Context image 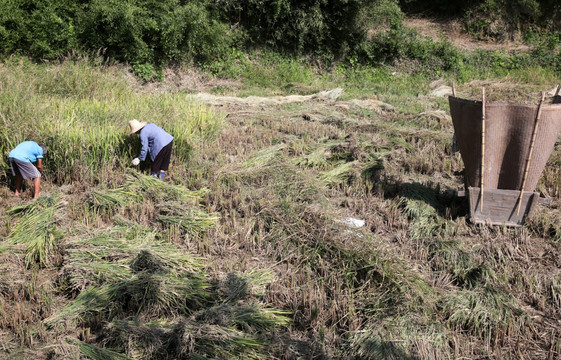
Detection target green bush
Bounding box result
[0,0,81,59]
[362,21,463,73]
[1,0,561,74]
[0,0,406,67]
[0,0,234,67]
[217,0,402,61]
[401,0,561,39]
[78,0,234,66]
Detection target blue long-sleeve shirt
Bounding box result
[138,124,174,161]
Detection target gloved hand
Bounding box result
[131,158,140,166]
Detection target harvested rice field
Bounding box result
[1,59,561,359]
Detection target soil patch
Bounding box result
[406,17,531,52]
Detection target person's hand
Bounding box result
[131,158,140,166]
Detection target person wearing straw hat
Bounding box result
[8,141,48,199]
[129,119,174,180]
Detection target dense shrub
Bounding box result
[362,21,463,72]
[0,0,405,66]
[401,0,542,20]
[0,0,233,67]
[401,0,561,38]
[80,0,233,66]
[217,0,403,60]
[1,0,561,75]
[0,0,81,59]
[358,20,561,79]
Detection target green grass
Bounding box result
[7,193,64,268]
[440,287,529,340]
[0,60,225,183]
[88,172,219,239]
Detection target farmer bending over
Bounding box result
[8,141,48,199]
[129,119,174,180]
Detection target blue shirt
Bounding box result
[138,124,174,161]
[9,141,44,163]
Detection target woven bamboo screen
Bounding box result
[449,96,561,192]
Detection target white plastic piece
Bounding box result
[339,217,365,228]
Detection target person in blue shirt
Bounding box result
[8,141,48,199]
[129,119,174,180]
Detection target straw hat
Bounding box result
[129,119,147,134]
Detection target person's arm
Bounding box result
[138,129,149,161]
[37,158,43,173]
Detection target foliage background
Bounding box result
[2,0,560,71]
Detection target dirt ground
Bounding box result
[405,17,531,52]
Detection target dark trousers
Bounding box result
[151,141,173,173]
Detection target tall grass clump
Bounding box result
[7,193,64,268]
[61,224,206,294]
[346,318,451,360]
[52,218,290,359]
[89,172,219,238]
[46,272,211,326]
[398,182,455,240]
[440,288,529,341]
[0,59,225,183]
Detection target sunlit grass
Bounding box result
[7,193,64,268]
[0,59,225,183]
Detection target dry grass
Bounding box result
[1,61,561,359]
[7,193,65,268]
[189,81,561,359]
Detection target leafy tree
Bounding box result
[216,0,397,60]
[0,0,233,67]
[77,0,233,66]
[0,0,81,59]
